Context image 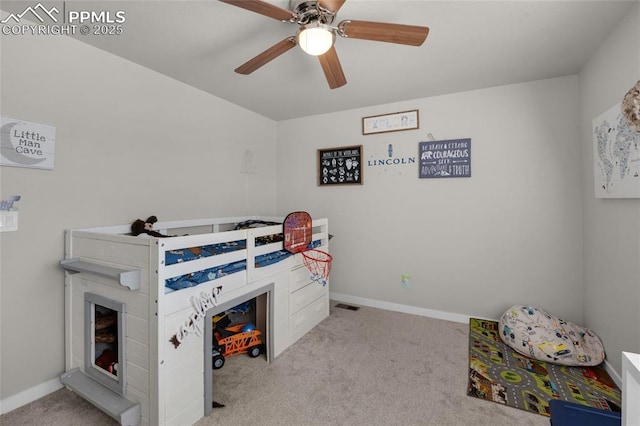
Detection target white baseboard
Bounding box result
[604,359,622,388]
[329,292,623,384]
[330,292,495,324]
[2,296,624,415]
[0,377,63,415]
[0,295,476,415]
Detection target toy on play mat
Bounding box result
[283,211,332,286]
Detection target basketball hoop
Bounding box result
[283,211,312,254]
[301,248,332,287]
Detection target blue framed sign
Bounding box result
[419,138,471,178]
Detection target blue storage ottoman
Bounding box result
[549,399,621,426]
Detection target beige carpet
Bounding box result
[1,302,549,426]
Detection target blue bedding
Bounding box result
[164,240,246,266]
[165,240,320,291]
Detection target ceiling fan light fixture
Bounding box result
[297,22,335,56]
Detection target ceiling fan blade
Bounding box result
[318,0,346,13]
[219,0,295,21]
[339,20,429,46]
[318,46,346,89]
[235,37,297,75]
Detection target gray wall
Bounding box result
[277,76,584,324]
[0,28,277,404]
[579,2,640,374]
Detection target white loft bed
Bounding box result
[59,216,330,426]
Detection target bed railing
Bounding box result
[63,216,329,298]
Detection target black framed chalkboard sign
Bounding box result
[317,145,363,186]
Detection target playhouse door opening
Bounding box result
[204,284,274,417]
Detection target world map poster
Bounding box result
[592,102,640,198]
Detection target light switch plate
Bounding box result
[0,211,18,232]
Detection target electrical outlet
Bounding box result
[401,274,411,288]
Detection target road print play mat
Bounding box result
[467,318,621,417]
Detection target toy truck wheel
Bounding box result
[212,355,225,369]
[248,345,261,358]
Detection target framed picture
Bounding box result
[317,145,363,186]
[419,138,471,179]
[362,109,419,135]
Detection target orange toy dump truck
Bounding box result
[212,315,263,369]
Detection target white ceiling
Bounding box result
[1,1,636,120]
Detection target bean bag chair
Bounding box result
[498,305,605,366]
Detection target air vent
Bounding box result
[335,303,359,311]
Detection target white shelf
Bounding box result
[60,258,141,290]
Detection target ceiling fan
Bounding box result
[219,0,429,89]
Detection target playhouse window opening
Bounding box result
[84,293,127,396]
[93,304,119,377]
